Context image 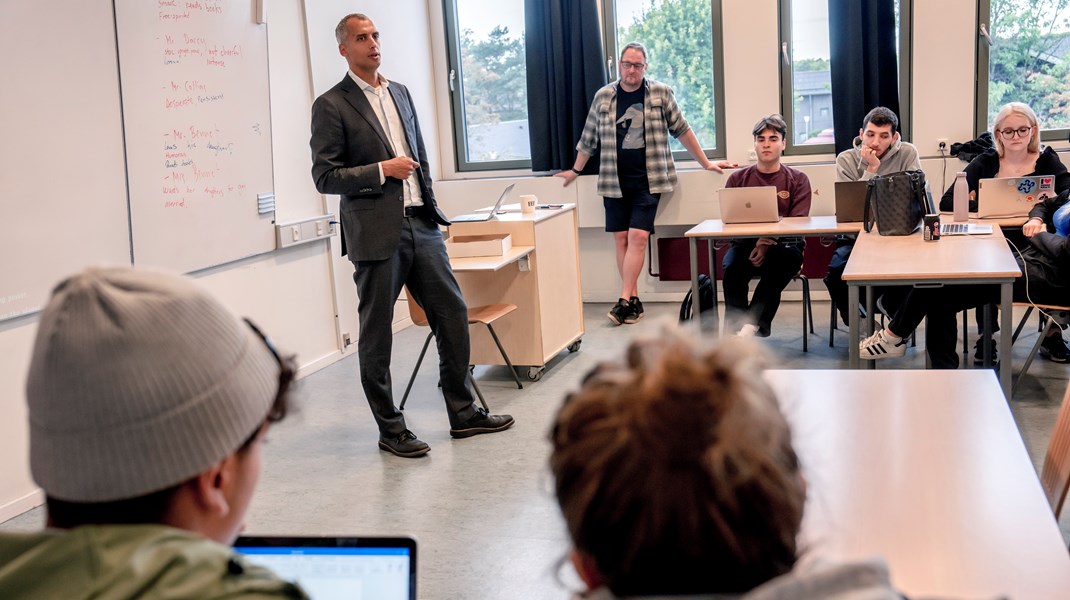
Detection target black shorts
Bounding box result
[604,184,660,233]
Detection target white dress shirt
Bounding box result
[349,71,423,207]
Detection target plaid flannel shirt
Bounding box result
[576,79,691,198]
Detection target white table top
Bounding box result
[842,226,1021,282]
[770,369,1070,598]
[685,216,863,238]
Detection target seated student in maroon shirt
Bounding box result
[722,114,812,337]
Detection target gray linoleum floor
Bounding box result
[3,300,1069,599]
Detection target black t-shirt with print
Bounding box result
[615,83,647,187]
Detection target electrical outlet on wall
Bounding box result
[937,138,948,153]
[748,149,757,162]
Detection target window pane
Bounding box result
[986,0,1070,131]
[454,0,529,163]
[790,0,834,146]
[615,0,718,151]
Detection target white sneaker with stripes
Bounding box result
[859,329,907,360]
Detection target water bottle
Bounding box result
[953,172,969,222]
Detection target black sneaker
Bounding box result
[608,298,631,326]
[378,430,430,458]
[625,297,644,324]
[973,337,998,366]
[1040,334,1070,363]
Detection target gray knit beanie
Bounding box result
[25,267,280,503]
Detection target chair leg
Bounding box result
[469,371,489,411]
[800,277,811,352]
[1012,306,1035,344]
[485,323,523,389]
[1015,319,1057,394]
[400,332,434,410]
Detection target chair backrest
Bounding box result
[1041,381,1070,518]
[403,287,429,327]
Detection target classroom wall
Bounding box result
[3,0,1070,519]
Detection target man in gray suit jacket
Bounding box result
[311,13,513,458]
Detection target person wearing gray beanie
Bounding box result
[0,267,308,599]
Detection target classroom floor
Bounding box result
[3,300,1069,599]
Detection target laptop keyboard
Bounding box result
[941,223,969,235]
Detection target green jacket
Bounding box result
[0,525,308,599]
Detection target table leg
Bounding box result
[849,284,859,368]
[1000,282,1012,398]
[709,240,719,336]
[865,285,876,370]
[689,237,700,326]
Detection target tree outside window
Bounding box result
[616,0,718,152]
[984,0,1070,132]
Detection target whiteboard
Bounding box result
[0,0,132,321]
[115,0,276,272]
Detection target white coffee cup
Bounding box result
[520,194,537,215]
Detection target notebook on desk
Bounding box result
[234,536,417,600]
[450,183,516,223]
[719,186,781,224]
[977,176,1055,219]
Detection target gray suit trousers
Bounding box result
[352,210,478,436]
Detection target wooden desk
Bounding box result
[843,226,1021,396]
[449,246,533,272]
[771,369,1070,598]
[684,217,863,333]
[448,205,583,381]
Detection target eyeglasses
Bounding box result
[619,61,646,71]
[243,317,282,367]
[998,126,1032,138]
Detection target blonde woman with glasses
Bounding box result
[938,102,1068,213]
[936,102,1069,365]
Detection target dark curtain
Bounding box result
[525,0,607,173]
[828,0,900,154]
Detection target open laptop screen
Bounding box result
[235,536,416,600]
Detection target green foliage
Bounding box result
[619,0,718,149]
[794,58,831,72]
[988,0,1070,128]
[460,26,528,126]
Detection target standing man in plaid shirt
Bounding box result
[556,42,734,326]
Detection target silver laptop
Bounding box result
[235,536,417,600]
[977,176,1055,219]
[834,181,868,223]
[450,183,516,223]
[940,222,994,236]
[719,186,781,224]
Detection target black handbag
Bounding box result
[863,170,926,236]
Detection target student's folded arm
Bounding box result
[1029,231,1070,262]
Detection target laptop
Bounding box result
[834,180,868,223]
[450,183,516,222]
[940,222,994,236]
[977,176,1055,219]
[719,186,781,224]
[234,536,416,600]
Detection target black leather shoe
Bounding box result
[378,430,430,458]
[450,408,515,439]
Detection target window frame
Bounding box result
[778,0,913,156]
[599,0,728,162]
[442,0,531,172]
[975,0,1070,143]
